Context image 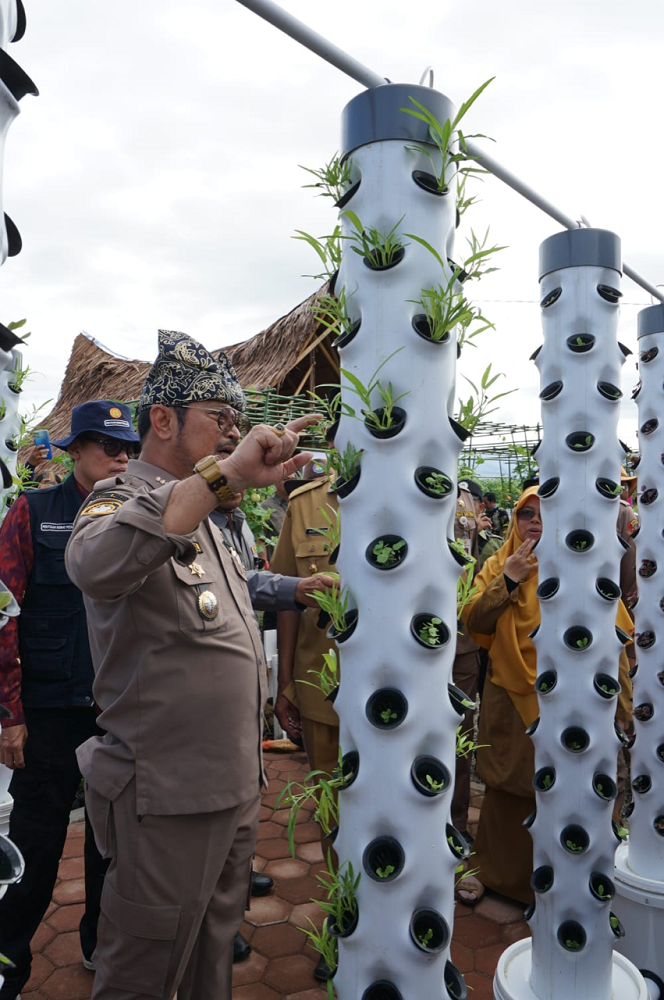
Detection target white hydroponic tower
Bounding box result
[493,229,647,1000]
[613,303,664,1000]
[331,83,468,1000]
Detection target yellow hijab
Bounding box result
[462,486,633,726]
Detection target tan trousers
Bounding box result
[86,778,259,1000]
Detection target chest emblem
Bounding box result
[188,562,205,578]
[197,590,219,620]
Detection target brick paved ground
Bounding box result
[19,752,528,1000]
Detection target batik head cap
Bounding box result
[138,330,246,413]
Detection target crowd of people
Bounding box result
[0,329,639,998]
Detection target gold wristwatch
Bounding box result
[194,455,237,505]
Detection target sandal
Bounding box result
[455,874,485,906]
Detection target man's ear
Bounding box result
[67,441,81,461]
[149,404,177,441]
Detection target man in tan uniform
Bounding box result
[65,330,317,1000]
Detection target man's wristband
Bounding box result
[193,455,237,505]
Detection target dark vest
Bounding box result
[19,475,95,709]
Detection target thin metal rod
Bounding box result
[234,0,386,90]
[236,0,664,305]
[465,140,664,303]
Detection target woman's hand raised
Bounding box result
[504,539,538,584]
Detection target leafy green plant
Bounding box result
[316,503,341,556]
[343,210,407,269]
[299,647,339,700]
[312,285,357,344]
[376,864,395,879]
[410,275,480,343]
[0,400,5,421]
[315,852,360,935]
[310,578,349,635]
[419,617,444,646]
[457,363,515,435]
[380,708,397,724]
[332,347,410,433]
[293,226,344,282]
[372,539,405,566]
[299,917,337,1000]
[275,767,339,857]
[572,435,593,449]
[566,938,581,949]
[565,839,583,852]
[400,78,495,193]
[576,638,588,649]
[327,441,363,484]
[239,485,277,550]
[426,774,445,792]
[454,543,478,619]
[300,154,353,204]
[542,774,553,789]
[7,359,31,393]
[418,927,434,947]
[596,884,611,899]
[424,472,450,495]
[447,834,465,856]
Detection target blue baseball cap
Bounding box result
[51,400,140,450]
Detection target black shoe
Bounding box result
[250,870,274,897]
[313,955,334,981]
[233,932,251,963]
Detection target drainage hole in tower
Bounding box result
[365,534,407,571]
[589,872,615,902]
[597,381,623,400]
[366,689,408,730]
[563,626,592,650]
[641,487,658,506]
[332,317,361,350]
[614,722,636,750]
[409,907,450,954]
[361,982,403,1000]
[634,702,654,722]
[531,865,554,894]
[592,772,617,801]
[639,559,657,579]
[632,774,652,794]
[636,629,656,649]
[593,673,620,699]
[566,431,595,452]
[539,380,563,401]
[411,613,450,650]
[560,824,590,855]
[444,961,468,1000]
[537,478,559,499]
[363,836,405,883]
[641,418,659,436]
[596,578,620,601]
[640,346,659,363]
[535,670,557,694]
[411,169,449,196]
[561,726,590,753]
[566,333,595,353]
[446,822,471,860]
[597,284,622,303]
[411,756,451,798]
[414,466,453,499]
[537,578,559,600]
[533,767,556,792]
[540,287,562,308]
[566,531,594,553]
[557,920,587,952]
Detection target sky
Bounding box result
[3,0,664,451]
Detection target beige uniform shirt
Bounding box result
[270,477,339,727]
[65,459,267,816]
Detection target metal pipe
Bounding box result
[234,0,664,304]
[234,0,386,90]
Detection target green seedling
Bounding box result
[572,435,593,448]
[456,725,488,759]
[312,285,357,344]
[293,226,344,282]
[426,774,445,792]
[380,708,397,724]
[372,539,405,566]
[275,768,339,857]
[425,472,450,495]
[610,916,620,931]
[418,927,434,948]
[310,580,349,636]
[596,884,611,899]
[376,865,395,879]
[419,617,443,646]
[300,648,339,700]
[327,347,410,433]
[565,840,583,852]
[576,638,589,648]
[300,153,353,203]
[314,852,360,937]
[542,774,553,789]
[325,441,363,484]
[299,917,337,1000]
[343,210,407,269]
[566,939,581,949]
[448,834,465,856]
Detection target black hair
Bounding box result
[137,405,187,441]
[484,491,497,503]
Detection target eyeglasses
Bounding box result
[82,436,141,459]
[517,507,542,521]
[180,405,251,436]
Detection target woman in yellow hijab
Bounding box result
[458,488,633,905]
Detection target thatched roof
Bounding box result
[38,284,339,445]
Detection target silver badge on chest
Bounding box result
[197,590,219,620]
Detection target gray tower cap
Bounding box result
[539,228,621,280]
[341,84,455,159]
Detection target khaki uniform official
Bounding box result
[270,477,339,790]
[451,486,481,834]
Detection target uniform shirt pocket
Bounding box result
[294,537,330,577]
[170,558,228,637]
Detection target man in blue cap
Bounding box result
[0,400,140,999]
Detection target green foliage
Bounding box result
[299,917,337,999]
[426,774,445,792]
[342,210,407,268]
[275,767,339,857]
[293,226,344,281]
[316,503,341,556]
[424,471,450,495]
[380,708,397,723]
[333,347,409,433]
[419,617,443,646]
[326,441,362,484]
[314,852,360,935]
[7,358,31,392]
[456,725,488,758]
[7,318,30,339]
[299,154,353,204]
[401,77,495,193]
[372,539,405,566]
[565,839,583,852]
[418,927,434,947]
[310,578,349,635]
[376,864,395,879]
[299,647,339,699]
[542,774,553,789]
[312,285,357,344]
[457,363,515,435]
[239,485,277,549]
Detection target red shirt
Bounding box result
[0,478,89,726]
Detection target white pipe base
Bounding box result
[614,842,664,998]
[493,937,649,1000]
